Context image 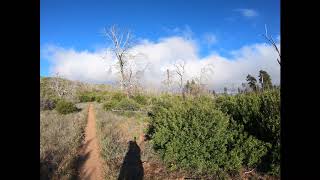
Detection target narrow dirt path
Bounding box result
[78,104,104,180]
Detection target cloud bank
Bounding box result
[41,36,280,92]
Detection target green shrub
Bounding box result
[132,94,148,105]
[215,90,280,175]
[115,98,141,111]
[148,98,269,175]
[56,100,78,114]
[78,92,104,102]
[95,95,103,103]
[111,92,126,102]
[103,100,117,111]
[216,90,280,142]
[78,92,94,102]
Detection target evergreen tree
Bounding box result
[184,79,200,96]
[246,74,258,91]
[259,70,273,90]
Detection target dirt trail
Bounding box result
[78,104,104,180]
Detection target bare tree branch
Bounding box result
[263,25,281,66]
[104,25,149,96]
[104,25,134,97]
[174,60,186,93]
[244,168,255,175]
[162,68,174,93]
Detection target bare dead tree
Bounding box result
[127,68,140,95]
[174,60,186,93]
[104,25,149,97]
[127,61,150,95]
[193,64,214,94]
[49,73,79,101]
[105,25,132,95]
[166,69,173,93]
[161,69,174,93]
[263,24,281,66]
[50,73,68,98]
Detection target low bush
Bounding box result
[103,100,118,111]
[115,98,141,111]
[215,89,280,175]
[78,92,104,102]
[111,92,126,102]
[40,98,56,110]
[56,100,78,114]
[78,93,95,102]
[216,91,280,143]
[147,97,270,175]
[132,94,148,105]
[227,121,271,170]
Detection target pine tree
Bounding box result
[246,74,258,92]
[258,70,273,90]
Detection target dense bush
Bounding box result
[216,90,280,142]
[103,100,118,111]
[115,98,141,111]
[132,94,148,105]
[78,92,104,102]
[111,92,126,102]
[56,100,78,114]
[215,90,280,175]
[40,98,56,110]
[148,97,270,175]
[227,121,271,169]
[78,93,95,102]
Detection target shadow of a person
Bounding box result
[118,139,144,180]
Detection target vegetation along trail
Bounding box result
[78,104,105,180]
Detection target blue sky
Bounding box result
[40,0,280,91]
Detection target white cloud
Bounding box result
[235,8,258,18]
[41,36,280,92]
[41,44,118,84]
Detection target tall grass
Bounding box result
[95,103,163,179]
[40,103,88,180]
[95,103,140,179]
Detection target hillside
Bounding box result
[40,77,280,179]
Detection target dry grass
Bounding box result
[94,103,186,180]
[95,102,145,179]
[40,103,88,180]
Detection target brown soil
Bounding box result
[78,104,105,180]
